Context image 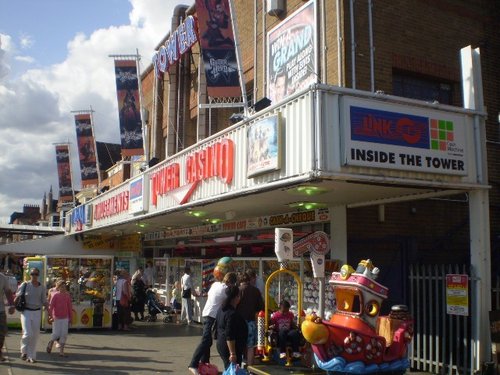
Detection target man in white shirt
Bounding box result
[143,261,154,289]
[180,266,193,325]
[188,272,237,375]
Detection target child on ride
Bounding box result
[270,300,301,359]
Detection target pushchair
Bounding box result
[145,289,174,323]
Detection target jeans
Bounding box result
[189,316,215,367]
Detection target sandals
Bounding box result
[46,340,54,354]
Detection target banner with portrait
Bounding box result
[74,113,99,187]
[196,0,241,97]
[267,0,317,104]
[55,144,74,203]
[114,59,144,156]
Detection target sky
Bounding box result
[0,0,188,223]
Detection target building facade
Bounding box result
[66,0,499,372]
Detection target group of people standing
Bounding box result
[188,268,264,374]
[113,263,153,330]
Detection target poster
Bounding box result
[446,274,469,316]
[247,115,281,177]
[74,113,99,186]
[114,59,144,156]
[267,0,317,104]
[55,144,74,203]
[196,0,240,97]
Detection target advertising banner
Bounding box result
[114,59,144,156]
[195,0,240,97]
[267,0,317,104]
[343,97,468,175]
[55,144,74,203]
[74,114,99,186]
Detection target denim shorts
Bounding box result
[246,320,257,347]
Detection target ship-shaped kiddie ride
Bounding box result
[301,259,413,374]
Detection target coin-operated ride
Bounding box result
[256,229,329,368]
[301,259,413,374]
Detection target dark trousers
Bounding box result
[278,328,300,352]
[189,316,215,367]
[216,338,243,370]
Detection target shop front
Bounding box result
[66,79,489,359]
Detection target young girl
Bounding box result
[171,281,181,322]
[270,300,301,359]
[47,280,72,356]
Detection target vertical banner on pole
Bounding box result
[114,59,144,156]
[195,0,240,97]
[55,144,74,203]
[74,113,99,187]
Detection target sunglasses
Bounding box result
[30,273,39,276]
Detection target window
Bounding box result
[393,71,453,105]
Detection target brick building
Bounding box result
[67,0,499,371]
[141,0,499,282]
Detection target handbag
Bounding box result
[14,282,27,312]
[198,362,218,375]
[182,288,191,299]
[222,363,247,375]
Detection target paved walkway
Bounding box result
[0,321,433,375]
[0,320,224,375]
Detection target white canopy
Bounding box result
[0,235,116,256]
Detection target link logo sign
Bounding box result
[343,98,467,176]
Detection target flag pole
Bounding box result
[228,0,249,116]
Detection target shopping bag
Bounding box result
[198,362,218,375]
[222,363,247,375]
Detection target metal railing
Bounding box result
[409,264,477,375]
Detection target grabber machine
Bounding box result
[249,228,329,375]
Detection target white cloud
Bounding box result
[19,34,34,49]
[0,0,191,222]
[14,55,34,63]
[0,34,13,80]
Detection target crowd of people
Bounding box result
[0,260,301,372]
[188,267,300,374]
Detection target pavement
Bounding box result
[0,321,435,375]
[0,320,225,375]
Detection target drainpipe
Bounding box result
[228,0,249,116]
[336,0,343,86]
[254,0,258,101]
[262,0,267,98]
[368,0,374,92]
[321,0,327,83]
[350,0,356,89]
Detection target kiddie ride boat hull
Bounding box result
[301,260,413,374]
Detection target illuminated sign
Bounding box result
[344,99,467,175]
[351,106,429,148]
[153,15,198,78]
[94,191,130,221]
[186,139,234,185]
[150,139,235,207]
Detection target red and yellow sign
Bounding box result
[446,274,469,316]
